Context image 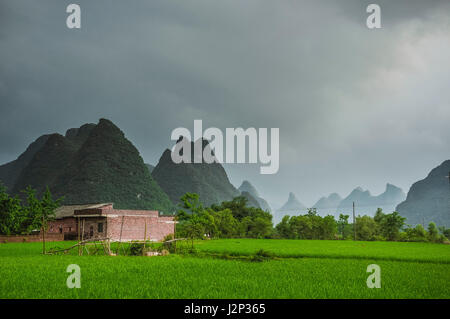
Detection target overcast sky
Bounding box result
[1,0,449,208]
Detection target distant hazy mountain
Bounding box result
[152,137,240,207]
[396,160,450,227]
[0,119,173,212]
[337,187,372,209]
[279,192,307,211]
[377,183,407,206]
[238,180,271,212]
[337,184,406,210]
[313,193,342,209]
[238,180,259,198]
[305,184,406,218]
[271,192,308,224]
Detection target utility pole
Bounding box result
[353,201,356,241]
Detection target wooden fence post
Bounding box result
[143,220,147,256]
[81,219,85,256]
[78,217,81,256]
[42,215,46,255]
[116,216,125,255]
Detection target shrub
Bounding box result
[161,249,170,256]
[428,222,440,242]
[436,234,447,244]
[251,249,275,262]
[129,242,145,256]
[163,234,174,242]
[255,249,274,258]
[403,224,428,242]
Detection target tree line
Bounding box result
[0,183,61,235]
[176,194,449,243]
[276,208,448,243]
[1,184,448,244]
[176,193,273,239]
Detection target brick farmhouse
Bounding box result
[47,203,175,242]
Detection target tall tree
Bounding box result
[0,183,23,235]
[337,214,350,239]
[378,211,405,241]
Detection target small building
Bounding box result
[48,203,175,242]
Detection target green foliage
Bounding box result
[250,249,275,262]
[427,222,446,243]
[176,194,273,239]
[246,216,273,239]
[174,195,448,243]
[376,211,406,241]
[210,209,238,238]
[129,242,145,256]
[0,183,61,235]
[354,209,405,241]
[355,215,378,241]
[178,193,204,216]
[275,210,337,240]
[337,214,352,239]
[441,227,450,240]
[163,234,174,242]
[274,215,291,238]
[0,183,23,235]
[403,224,428,242]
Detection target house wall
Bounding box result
[48,217,108,240]
[48,217,77,234]
[107,215,174,242]
[80,217,107,240]
[49,207,174,242]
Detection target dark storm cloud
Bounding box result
[1,0,449,206]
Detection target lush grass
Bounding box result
[0,240,449,298]
[194,239,450,263]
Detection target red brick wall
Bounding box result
[47,207,174,242]
[0,233,64,243]
[107,215,174,241]
[79,217,107,240]
[48,217,77,234]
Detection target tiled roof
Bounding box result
[54,203,112,219]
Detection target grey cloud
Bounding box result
[1,0,449,206]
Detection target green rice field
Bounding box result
[0,239,449,299]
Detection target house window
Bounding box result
[98,223,103,233]
[89,226,94,237]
